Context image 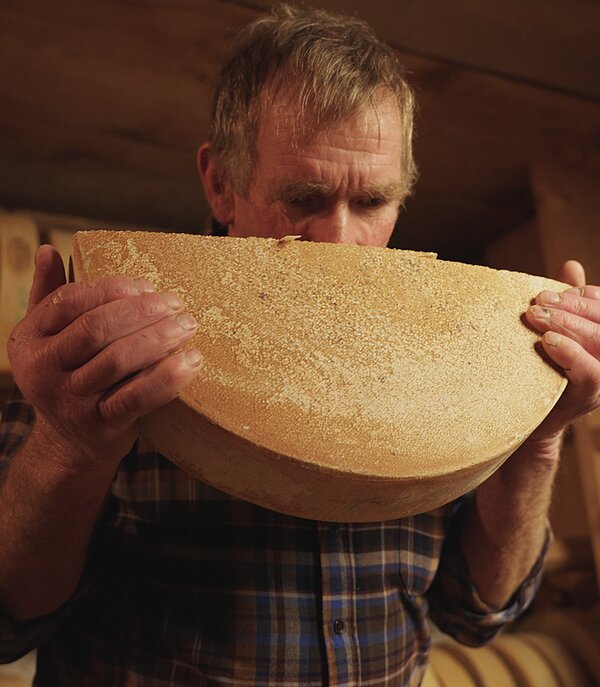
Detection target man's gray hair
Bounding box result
[209,4,417,200]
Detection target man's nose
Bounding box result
[303,203,356,244]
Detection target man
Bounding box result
[1,5,599,686]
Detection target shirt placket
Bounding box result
[318,522,361,686]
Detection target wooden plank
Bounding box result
[0,0,259,229]
[485,221,545,278]
[256,0,600,100]
[393,51,600,257]
[531,163,600,284]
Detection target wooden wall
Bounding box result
[1,0,599,261]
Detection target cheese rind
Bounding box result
[72,230,567,521]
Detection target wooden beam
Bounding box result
[256,0,600,101]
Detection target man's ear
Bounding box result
[197,143,235,226]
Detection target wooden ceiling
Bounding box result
[1,0,599,262]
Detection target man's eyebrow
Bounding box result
[361,182,406,200]
[268,180,406,203]
[267,180,332,204]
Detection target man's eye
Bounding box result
[288,196,316,206]
[359,197,385,209]
[285,196,323,213]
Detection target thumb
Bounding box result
[27,245,67,313]
[556,259,586,288]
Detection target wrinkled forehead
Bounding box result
[256,85,403,151]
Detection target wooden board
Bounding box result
[257,0,600,100]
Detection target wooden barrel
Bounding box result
[489,634,562,687]
[519,631,591,687]
[429,646,479,687]
[517,611,600,685]
[438,641,518,687]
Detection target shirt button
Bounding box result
[333,618,344,635]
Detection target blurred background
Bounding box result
[1,2,599,685]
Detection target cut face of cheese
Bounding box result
[71,231,567,521]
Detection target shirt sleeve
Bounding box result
[426,494,551,646]
[0,388,81,662]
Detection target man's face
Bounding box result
[227,94,406,247]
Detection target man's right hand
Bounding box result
[7,244,202,474]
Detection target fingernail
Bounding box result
[163,292,182,310]
[529,305,552,320]
[184,349,203,367]
[544,331,561,347]
[176,313,197,331]
[566,286,585,296]
[134,278,155,293]
[538,291,560,305]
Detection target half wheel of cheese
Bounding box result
[72,231,567,521]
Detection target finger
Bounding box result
[27,276,156,336]
[556,259,586,288]
[535,290,600,325]
[564,284,600,301]
[99,348,203,425]
[54,291,186,369]
[541,332,600,413]
[27,245,66,314]
[68,312,199,395]
[526,305,600,357]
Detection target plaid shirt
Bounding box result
[0,391,547,686]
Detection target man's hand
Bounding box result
[461,259,600,609]
[8,244,202,473]
[525,259,600,442]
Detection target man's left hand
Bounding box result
[525,259,600,441]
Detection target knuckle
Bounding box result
[589,323,600,350]
[99,392,136,425]
[148,358,184,396]
[100,276,137,298]
[49,281,93,314]
[553,309,572,333]
[50,283,74,307]
[135,293,169,320]
[154,320,185,347]
[569,296,588,318]
[63,280,91,301]
[77,310,108,347]
[103,351,132,382]
[586,285,600,301]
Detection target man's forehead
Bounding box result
[257,87,403,148]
